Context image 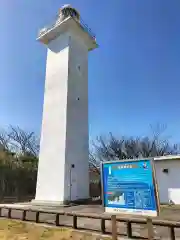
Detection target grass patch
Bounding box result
[0,219,111,240]
[0,219,71,240]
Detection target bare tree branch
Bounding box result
[7,126,39,157]
[0,129,10,151]
[91,124,180,168]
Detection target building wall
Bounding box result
[154,160,180,204]
[65,33,89,200]
[35,33,70,203]
[35,30,90,203]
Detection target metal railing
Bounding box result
[0,206,180,240]
[79,17,96,40]
[38,14,96,40]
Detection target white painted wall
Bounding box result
[65,34,89,200]
[154,160,180,204]
[34,30,90,204]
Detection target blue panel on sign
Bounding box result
[101,159,159,217]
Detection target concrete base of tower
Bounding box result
[31,198,91,207]
[31,199,70,207]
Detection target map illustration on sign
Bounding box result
[101,159,159,217]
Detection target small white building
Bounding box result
[154,155,180,204]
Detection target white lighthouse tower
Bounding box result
[33,5,98,205]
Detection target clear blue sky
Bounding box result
[0,0,180,142]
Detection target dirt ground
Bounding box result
[0,204,180,239]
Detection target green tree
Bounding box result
[0,126,39,200]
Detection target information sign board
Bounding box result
[101,159,159,217]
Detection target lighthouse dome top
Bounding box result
[58,4,80,22]
[37,4,97,47]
